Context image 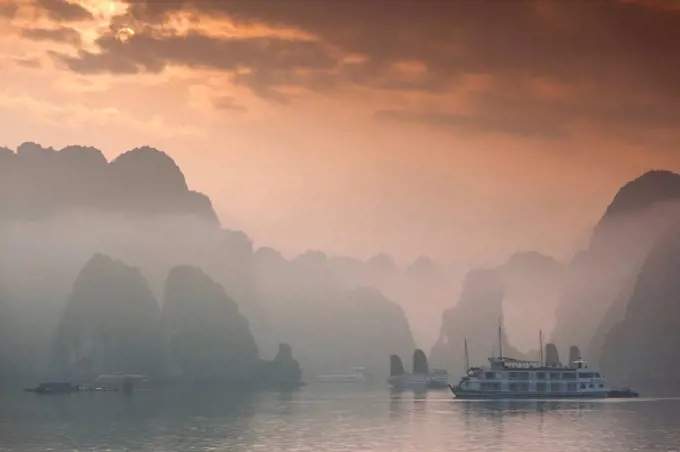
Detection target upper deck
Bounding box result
[486,356,590,371]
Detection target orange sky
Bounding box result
[2,0,680,265]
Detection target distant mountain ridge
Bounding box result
[0,142,218,223]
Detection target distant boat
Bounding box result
[316,367,373,383]
[427,369,450,389]
[24,382,78,394]
[607,387,639,398]
[24,381,119,394]
[387,350,450,390]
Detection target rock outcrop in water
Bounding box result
[162,266,259,381]
[412,349,429,375]
[544,343,561,366]
[52,254,163,378]
[251,343,303,389]
[568,346,581,364]
[390,354,405,376]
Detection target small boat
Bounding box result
[387,351,450,390]
[608,387,639,398]
[428,369,450,389]
[317,367,373,383]
[24,382,78,394]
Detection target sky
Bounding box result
[2,0,680,265]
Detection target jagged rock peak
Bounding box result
[110,146,188,193]
[275,343,294,362]
[406,256,437,277]
[568,345,581,363]
[504,251,561,269]
[413,349,429,375]
[367,253,397,272]
[545,343,561,366]
[390,354,405,376]
[602,170,680,221]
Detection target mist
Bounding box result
[2,143,680,389]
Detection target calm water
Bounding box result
[2,384,680,451]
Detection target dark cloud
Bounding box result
[34,0,94,22]
[54,32,335,72]
[375,109,564,140]
[212,95,247,113]
[12,55,42,68]
[0,2,18,18]
[57,0,680,135]
[21,26,81,45]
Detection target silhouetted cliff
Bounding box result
[552,170,680,361]
[52,254,163,378]
[162,265,259,380]
[600,227,680,385]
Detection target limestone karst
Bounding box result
[52,254,163,378]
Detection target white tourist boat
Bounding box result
[449,327,635,399]
[450,356,611,399]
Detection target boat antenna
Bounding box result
[498,317,503,359]
[539,330,544,366]
[464,336,470,371]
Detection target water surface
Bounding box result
[1,385,679,451]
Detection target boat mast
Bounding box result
[539,330,544,366]
[498,318,503,359]
[464,336,469,371]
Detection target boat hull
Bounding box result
[451,388,610,399]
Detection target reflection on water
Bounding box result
[1,383,680,451]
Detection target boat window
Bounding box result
[562,372,577,380]
[550,372,561,380]
[484,372,495,379]
[536,372,546,380]
[518,372,529,380]
[593,373,601,378]
[580,383,586,389]
[599,384,604,388]
[536,383,547,392]
[567,383,577,391]
[508,372,518,380]
[549,383,561,392]
[519,383,530,391]
[589,384,594,388]
[579,372,594,379]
